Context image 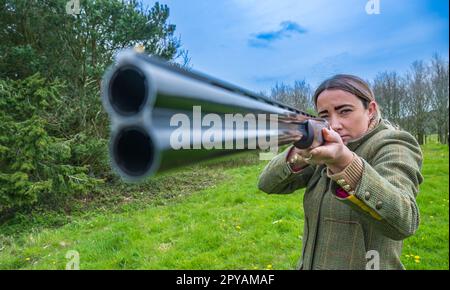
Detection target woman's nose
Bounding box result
[329,116,343,131]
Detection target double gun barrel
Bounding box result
[101,50,327,182]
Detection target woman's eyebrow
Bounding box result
[335,104,354,110]
[318,104,354,115]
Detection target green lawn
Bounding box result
[0,143,448,269]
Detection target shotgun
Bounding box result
[101,49,328,182]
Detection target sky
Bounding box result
[144,0,449,94]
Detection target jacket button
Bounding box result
[343,184,351,192]
[364,192,371,201]
[337,179,346,186]
[376,201,383,210]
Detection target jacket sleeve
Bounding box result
[258,146,316,194]
[333,130,424,241]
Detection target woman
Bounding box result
[258,74,423,270]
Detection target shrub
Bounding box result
[0,74,103,212]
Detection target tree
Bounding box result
[405,61,433,145]
[270,80,313,112]
[0,0,188,212]
[0,0,184,79]
[0,0,187,137]
[430,54,449,144]
[372,71,407,127]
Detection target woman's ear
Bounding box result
[368,101,378,120]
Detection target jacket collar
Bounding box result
[346,118,389,152]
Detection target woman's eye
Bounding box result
[340,109,351,114]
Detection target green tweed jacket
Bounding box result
[258,119,423,270]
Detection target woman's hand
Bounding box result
[299,128,354,173]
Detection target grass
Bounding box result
[0,143,448,270]
[401,143,449,269]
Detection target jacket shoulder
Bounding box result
[364,124,422,162]
[371,124,420,147]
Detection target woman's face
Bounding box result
[316,89,376,145]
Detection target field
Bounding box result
[0,143,448,270]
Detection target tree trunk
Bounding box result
[445,126,449,145]
[417,133,425,145]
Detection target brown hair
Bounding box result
[313,74,380,117]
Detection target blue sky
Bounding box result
[144,0,449,94]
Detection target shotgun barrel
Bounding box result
[101,49,328,182]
